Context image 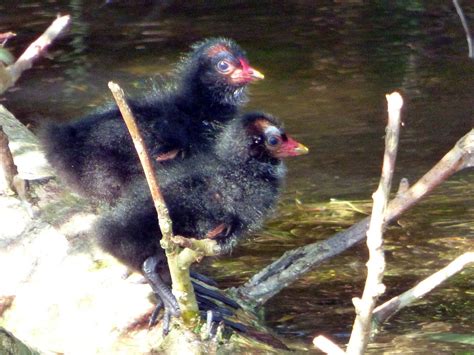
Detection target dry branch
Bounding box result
[108,82,174,243]
[108,81,200,328]
[0,15,70,95]
[345,92,403,354]
[236,126,474,307]
[373,252,474,325]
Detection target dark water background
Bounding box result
[1,1,473,352]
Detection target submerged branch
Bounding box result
[236,125,474,307]
[346,92,403,354]
[373,252,474,325]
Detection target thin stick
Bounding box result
[346,92,403,354]
[108,82,199,327]
[453,0,473,58]
[108,82,174,243]
[2,15,70,94]
[236,128,474,307]
[373,252,474,325]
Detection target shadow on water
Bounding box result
[1,1,473,352]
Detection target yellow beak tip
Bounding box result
[298,145,309,155]
[251,69,265,80]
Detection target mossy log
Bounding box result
[0,105,294,354]
[0,327,40,355]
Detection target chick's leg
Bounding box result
[142,255,180,335]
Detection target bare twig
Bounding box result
[0,15,70,94]
[453,0,473,58]
[108,82,200,328]
[236,125,473,306]
[108,82,174,243]
[346,92,403,354]
[373,252,474,325]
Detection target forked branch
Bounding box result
[345,92,403,354]
[237,124,473,307]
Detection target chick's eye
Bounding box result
[217,60,232,73]
[266,135,281,147]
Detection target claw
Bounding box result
[205,310,214,337]
[143,256,245,335]
[199,310,247,333]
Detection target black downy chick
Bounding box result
[94,112,309,332]
[41,38,264,203]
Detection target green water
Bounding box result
[2,1,473,352]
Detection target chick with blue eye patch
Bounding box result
[41,38,264,204]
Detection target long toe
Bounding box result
[149,296,180,335]
[162,308,172,336]
[190,271,219,287]
[148,298,164,328]
[196,294,234,317]
[192,281,240,309]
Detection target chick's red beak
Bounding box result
[274,136,309,158]
[231,58,264,83]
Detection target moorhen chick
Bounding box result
[94,112,308,333]
[41,38,264,203]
